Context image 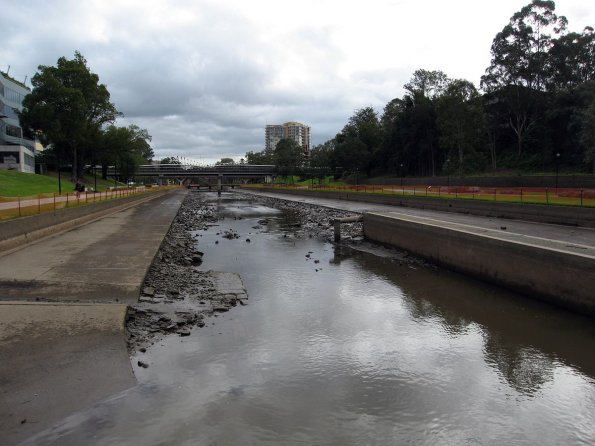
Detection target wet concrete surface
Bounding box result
[0,190,186,445]
[20,192,595,446]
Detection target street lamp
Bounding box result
[555,152,560,189]
[400,163,404,187]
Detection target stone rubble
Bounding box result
[127,190,425,353]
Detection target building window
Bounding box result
[6,124,22,138]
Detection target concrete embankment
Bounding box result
[0,189,177,253]
[246,187,595,228]
[363,211,595,317]
[243,189,595,317]
[0,189,187,445]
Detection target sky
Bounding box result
[2,0,593,164]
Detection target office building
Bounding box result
[0,71,35,173]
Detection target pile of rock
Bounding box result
[126,192,247,353]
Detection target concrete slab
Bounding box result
[0,190,187,303]
[0,189,187,444]
[363,211,595,316]
[0,302,133,446]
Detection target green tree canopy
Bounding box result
[274,138,304,175]
[19,52,120,180]
[436,80,487,174]
[160,157,181,164]
[99,125,153,180]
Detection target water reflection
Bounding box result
[340,242,595,394]
[21,193,595,445]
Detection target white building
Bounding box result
[0,72,35,173]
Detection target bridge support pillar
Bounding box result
[217,175,222,196]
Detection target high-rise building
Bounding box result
[0,72,36,173]
[265,121,311,160]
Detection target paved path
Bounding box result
[0,189,187,445]
[0,189,186,303]
[240,190,595,249]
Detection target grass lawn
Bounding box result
[0,169,126,197]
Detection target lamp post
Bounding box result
[400,163,403,187]
[555,152,560,189]
[56,148,62,194]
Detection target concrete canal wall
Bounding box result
[363,212,595,317]
[0,190,172,253]
[247,187,595,228]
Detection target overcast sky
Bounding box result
[2,0,593,164]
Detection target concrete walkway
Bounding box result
[240,189,595,248]
[0,189,186,445]
[242,189,595,315]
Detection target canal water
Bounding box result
[25,193,595,445]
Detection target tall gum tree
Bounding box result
[19,52,120,180]
[481,1,567,159]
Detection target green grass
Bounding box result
[0,169,126,197]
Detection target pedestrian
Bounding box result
[74,180,84,198]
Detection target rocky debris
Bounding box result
[127,190,424,354]
[246,195,364,242]
[126,192,248,353]
[221,229,240,239]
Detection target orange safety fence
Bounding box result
[0,185,180,220]
[242,183,595,207]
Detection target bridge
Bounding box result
[106,164,279,194]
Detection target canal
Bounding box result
[25,192,595,445]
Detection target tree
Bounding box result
[99,125,153,180]
[548,27,595,91]
[19,52,120,180]
[481,1,567,159]
[216,157,235,165]
[160,157,181,164]
[404,69,450,100]
[245,149,274,165]
[309,139,336,169]
[334,107,382,176]
[436,80,487,174]
[580,98,595,172]
[274,138,304,175]
[481,1,567,92]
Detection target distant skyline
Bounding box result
[2,0,593,164]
